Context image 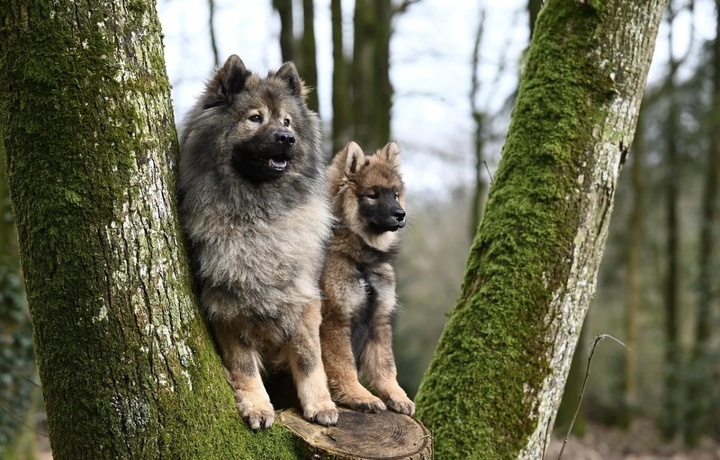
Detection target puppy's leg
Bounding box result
[360,313,415,416]
[320,316,386,413]
[213,323,275,429]
[287,301,339,426]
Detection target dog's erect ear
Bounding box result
[275,62,308,99]
[343,141,366,176]
[202,55,249,109]
[378,142,401,169]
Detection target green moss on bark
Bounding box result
[415,3,617,459]
[0,2,306,459]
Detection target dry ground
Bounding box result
[33,420,720,459]
[546,421,720,460]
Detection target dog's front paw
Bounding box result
[237,400,275,430]
[385,396,415,416]
[304,400,339,426]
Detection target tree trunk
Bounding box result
[414,1,667,459]
[528,0,543,40]
[469,8,487,236]
[373,0,392,148]
[352,0,376,149]
[0,137,36,458]
[0,2,431,458]
[330,0,351,155]
[660,5,683,439]
[273,0,295,63]
[685,0,720,445]
[622,107,645,430]
[300,0,320,115]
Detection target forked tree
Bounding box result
[0,0,666,459]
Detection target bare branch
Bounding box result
[392,0,421,16]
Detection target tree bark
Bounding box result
[554,318,588,435]
[414,1,667,459]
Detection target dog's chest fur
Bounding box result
[190,192,331,322]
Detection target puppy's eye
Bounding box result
[394,192,400,200]
[365,191,379,200]
[249,114,263,123]
[283,118,291,127]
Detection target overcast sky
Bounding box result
[158,0,716,194]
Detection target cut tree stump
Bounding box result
[278,407,433,459]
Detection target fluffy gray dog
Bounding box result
[177,55,338,430]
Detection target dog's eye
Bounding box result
[283,118,291,127]
[249,114,263,123]
[366,192,379,200]
[394,192,400,200]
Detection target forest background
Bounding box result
[1,0,719,458]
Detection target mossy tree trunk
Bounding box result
[414,1,667,459]
[0,2,306,458]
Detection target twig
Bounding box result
[557,334,627,460]
[0,401,49,438]
[392,0,422,16]
[483,160,494,184]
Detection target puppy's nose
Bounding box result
[394,209,406,222]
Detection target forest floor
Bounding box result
[546,421,720,459]
[33,419,720,459]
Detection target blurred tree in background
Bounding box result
[0,138,37,459]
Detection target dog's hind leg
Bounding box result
[214,323,275,429]
[287,301,339,426]
[360,312,415,416]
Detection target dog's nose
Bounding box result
[275,131,296,146]
[394,209,406,222]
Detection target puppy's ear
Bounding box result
[378,141,401,169]
[202,55,250,109]
[341,141,366,176]
[275,62,309,99]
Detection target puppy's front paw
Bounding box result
[340,394,387,413]
[385,396,415,416]
[237,400,275,430]
[304,400,339,426]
